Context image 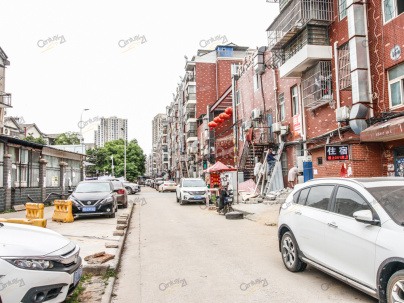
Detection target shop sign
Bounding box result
[325,145,349,161]
[293,115,301,136]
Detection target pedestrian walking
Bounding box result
[288,165,299,188]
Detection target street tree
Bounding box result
[55,132,81,145]
[86,139,145,181]
[22,133,48,145]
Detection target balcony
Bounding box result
[266,0,333,51]
[302,61,333,109]
[185,71,195,83]
[279,25,332,78]
[0,93,12,108]
[186,130,197,141]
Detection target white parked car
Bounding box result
[176,178,208,205]
[0,223,82,303]
[159,181,177,192]
[124,182,140,194]
[278,177,404,303]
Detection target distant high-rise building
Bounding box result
[94,116,128,147]
[152,113,166,146]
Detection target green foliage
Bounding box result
[22,133,48,145]
[86,139,146,180]
[102,269,117,280]
[55,132,81,145]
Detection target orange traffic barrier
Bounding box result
[26,203,44,220]
[52,200,74,223]
[0,218,47,228]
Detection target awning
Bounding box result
[360,116,404,142]
[204,161,237,173]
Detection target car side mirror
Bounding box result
[68,189,73,194]
[353,210,380,225]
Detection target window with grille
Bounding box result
[235,90,241,105]
[302,61,333,109]
[384,0,404,23]
[253,74,260,91]
[279,93,285,121]
[339,0,347,20]
[338,43,351,91]
[281,152,288,176]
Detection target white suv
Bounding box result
[278,178,404,303]
[176,178,208,205]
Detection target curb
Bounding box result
[98,204,135,303]
[100,277,115,303]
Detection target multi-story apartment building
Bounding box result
[0,47,12,131]
[152,113,167,146]
[94,116,128,147]
[232,0,404,185]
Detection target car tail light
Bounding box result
[118,189,125,194]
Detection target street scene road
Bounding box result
[112,187,377,303]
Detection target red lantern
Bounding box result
[222,113,230,120]
[210,121,218,128]
[219,113,227,120]
[217,118,224,124]
[214,117,221,123]
[225,107,233,115]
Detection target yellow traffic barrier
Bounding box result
[26,203,44,220]
[52,200,74,223]
[0,218,47,228]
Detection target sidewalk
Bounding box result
[232,202,281,225]
[0,203,133,272]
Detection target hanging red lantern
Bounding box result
[219,113,227,120]
[217,118,224,124]
[222,113,230,120]
[225,107,233,115]
[208,122,214,128]
[210,121,218,128]
[214,117,221,123]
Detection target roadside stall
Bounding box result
[203,161,237,207]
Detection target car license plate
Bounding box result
[82,207,96,212]
[73,266,83,285]
[194,196,201,199]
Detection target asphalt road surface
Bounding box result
[112,187,377,303]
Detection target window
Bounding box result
[279,93,285,121]
[388,63,404,108]
[338,43,351,91]
[298,188,310,205]
[317,157,323,165]
[339,0,347,20]
[231,63,240,76]
[253,74,260,91]
[305,185,334,210]
[281,152,288,176]
[333,186,370,217]
[235,90,241,105]
[384,0,404,22]
[291,86,299,116]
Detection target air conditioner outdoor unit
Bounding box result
[297,156,313,173]
[252,108,261,120]
[1,128,10,135]
[272,122,282,133]
[336,106,351,122]
[281,124,290,135]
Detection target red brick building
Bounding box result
[233,0,404,185]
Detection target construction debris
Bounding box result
[84,251,115,264]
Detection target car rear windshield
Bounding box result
[183,180,206,187]
[367,185,404,225]
[76,182,111,193]
[111,181,123,189]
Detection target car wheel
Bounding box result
[387,270,404,303]
[176,194,179,203]
[123,201,128,208]
[281,232,307,272]
[180,196,187,205]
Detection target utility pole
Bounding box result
[121,127,126,180]
[111,154,114,177]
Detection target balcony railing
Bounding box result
[186,130,197,139]
[185,111,196,121]
[186,93,196,101]
[0,93,12,108]
[266,0,333,50]
[186,71,195,82]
